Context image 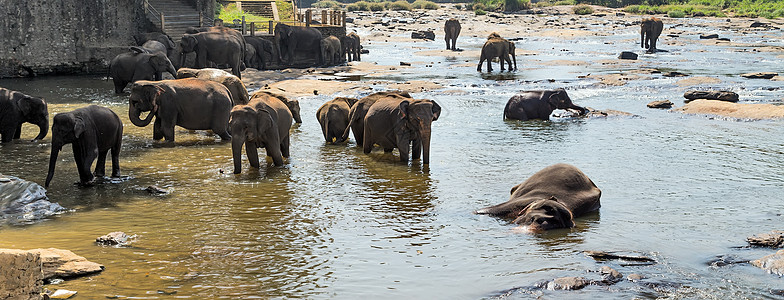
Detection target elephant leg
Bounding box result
[153,117,164,140]
[281,135,290,158]
[94,149,108,177]
[77,146,98,185]
[113,79,127,94]
[363,127,372,154]
[384,148,393,153]
[111,141,121,177]
[14,125,21,139]
[504,56,513,72]
[396,135,409,163]
[160,117,176,142]
[486,57,493,72]
[246,142,260,169]
[412,139,422,160]
[477,57,485,72]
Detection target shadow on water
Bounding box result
[504,118,585,142]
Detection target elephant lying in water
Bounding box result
[503,89,586,121]
[0,88,48,143]
[475,163,601,232]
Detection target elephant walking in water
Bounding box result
[444,18,461,50]
[230,93,293,173]
[362,96,441,164]
[641,17,663,53]
[109,47,178,94]
[317,97,358,144]
[477,33,515,72]
[503,89,586,121]
[341,91,411,145]
[0,88,48,143]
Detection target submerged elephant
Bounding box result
[45,105,123,187]
[0,88,48,143]
[475,163,601,231]
[230,93,293,173]
[109,47,178,94]
[322,35,342,66]
[274,23,323,66]
[128,79,233,142]
[317,97,358,144]
[176,68,249,105]
[503,89,586,121]
[641,17,663,53]
[341,32,361,62]
[180,26,245,78]
[251,91,302,123]
[444,18,461,50]
[363,96,441,164]
[341,91,412,145]
[477,33,515,72]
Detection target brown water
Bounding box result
[2,15,784,299]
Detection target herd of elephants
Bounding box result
[0,15,666,232]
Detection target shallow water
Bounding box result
[1,14,784,299]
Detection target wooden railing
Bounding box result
[143,0,212,33]
[227,9,345,36]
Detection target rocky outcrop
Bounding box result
[0,175,65,226]
[28,248,103,280]
[748,231,784,247]
[96,232,136,247]
[618,51,637,60]
[740,72,778,79]
[753,249,784,276]
[683,90,739,102]
[411,30,435,40]
[545,277,589,290]
[674,100,784,120]
[647,100,673,109]
[0,249,43,300]
[699,33,719,39]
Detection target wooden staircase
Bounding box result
[144,0,205,42]
[237,0,279,20]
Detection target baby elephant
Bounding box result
[503,88,586,121]
[45,105,123,187]
[316,97,358,144]
[230,93,293,173]
[475,163,601,232]
[0,88,48,143]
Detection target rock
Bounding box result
[683,90,739,102]
[663,71,688,77]
[741,72,778,79]
[0,175,66,226]
[752,249,784,276]
[144,185,168,195]
[95,232,135,247]
[674,100,784,120]
[627,273,644,281]
[647,100,673,109]
[360,49,369,54]
[400,62,411,66]
[618,51,638,60]
[0,249,43,300]
[345,17,354,23]
[411,30,435,40]
[48,289,77,299]
[717,38,731,42]
[600,266,623,283]
[707,254,749,267]
[546,277,588,290]
[700,33,719,39]
[751,21,769,28]
[584,250,656,263]
[28,248,103,280]
[748,231,784,247]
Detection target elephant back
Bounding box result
[510,163,601,216]
[250,93,292,138]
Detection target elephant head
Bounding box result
[229,106,283,173]
[511,197,575,231]
[18,95,49,141]
[128,82,163,127]
[399,99,441,165]
[282,97,302,124]
[180,34,199,67]
[149,53,177,79]
[45,113,84,187]
[547,89,586,115]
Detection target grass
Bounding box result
[619,0,784,18]
[473,0,530,12]
[312,0,343,9]
[218,3,273,23]
[387,0,413,10]
[475,8,487,14]
[573,3,594,14]
[345,0,440,11]
[412,0,440,9]
[624,4,725,17]
[668,9,686,17]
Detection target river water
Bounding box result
[1,13,784,299]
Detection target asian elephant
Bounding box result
[133,32,176,55]
[363,97,441,164]
[0,88,48,143]
[274,23,324,66]
[230,93,293,173]
[444,18,461,50]
[503,89,586,121]
[341,91,412,145]
[244,36,274,70]
[321,35,342,66]
[641,17,664,53]
[179,26,245,78]
[478,33,515,72]
[142,40,168,55]
[475,163,601,232]
[244,43,258,69]
[317,97,358,144]
[176,67,250,105]
[251,91,302,123]
[109,47,178,94]
[128,79,233,142]
[45,105,123,188]
[341,32,361,62]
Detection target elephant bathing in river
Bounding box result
[176,68,249,105]
[363,96,441,164]
[444,18,461,50]
[109,47,178,94]
[179,26,245,78]
[641,17,664,53]
[128,79,233,142]
[251,91,302,124]
[317,97,358,144]
[503,89,586,121]
[341,91,411,146]
[477,33,515,72]
[45,105,123,187]
[475,163,601,232]
[230,93,293,173]
[274,23,323,66]
[0,88,48,143]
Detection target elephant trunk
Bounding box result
[232,137,244,174]
[45,144,61,187]
[33,118,48,141]
[129,103,156,127]
[571,104,588,115]
[275,36,284,63]
[419,125,432,165]
[167,61,178,79]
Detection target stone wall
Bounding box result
[0,249,43,300]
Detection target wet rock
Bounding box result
[627,273,645,281]
[48,289,77,299]
[400,62,411,66]
[675,100,784,120]
[700,33,719,39]
[747,231,784,247]
[0,249,43,300]
[683,90,739,103]
[360,49,369,54]
[29,248,103,280]
[546,277,589,290]
[145,185,169,195]
[750,21,769,28]
[95,232,135,247]
[717,38,731,42]
[741,72,778,79]
[707,254,749,267]
[663,71,688,77]
[580,108,640,118]
[752,249,784,276]
[647,100,673,109]
[345,17,354,23]
[618,51,638,60]
[411,30,435,40]
[600,266,623,283]
[584,250,656,263]
[0,175,66,226]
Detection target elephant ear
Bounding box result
[430,100,441,121]
[145,85,165,109]
[399,100,410,119]
[255,108,274,136]
[74,117,85,138]
[17,97,33,116]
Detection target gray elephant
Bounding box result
[341,91,411,145]
[0,88,48,143]
[444,18,461,50]
[475,163,601,231]
[478,33,515,72]
[503,89,586,121]
[177,68,249,105]
[363,97,441,164]
[245,36,274,70]
[128,79,233,142]
[133,32,176,55]
[180,26,245,78]
[317,97,358,144]
[274,23,323,66]
[321,35,342,66]
[641,17,664,53]
[230,93,293,173]
[109,47,178,94]
[244,43,258,69]
[45,105,123,187]
[341,32,361,62]
[251,91,302,123]
[141,40,168,55]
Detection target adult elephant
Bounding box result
[245,36,274,70]
[322,35,342,66]
[244,43,258,69]
[317,97,358,144]
[180,26,245,78]
[0,88,48,143]
[274,23,323,66]
[141,40,168,55]
[133,32,176,55]
[128,79,233,142]
[475,163,601,232]
[177,68,249,105]
[230,93,293,173]
[363,97,441,164]
[341,32,361,62]
[341,91,411,145]
[251,91,302,123]
[45,105,123,188]
[503,89,586,121]
[444,18,461,50]
[109,47,178,94]
[641,17,664,53]
[477,33,514,72]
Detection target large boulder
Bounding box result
[752,249,784,276]
[618,51,638,60]
[411,30,435,40]
[28,248,103,280]
[674,100,784,120]
[683,90,739,103]
[0,249,43,300]
[740,72,778,79]
[647,100,674,109]
[0,175,65,226]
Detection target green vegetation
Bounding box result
[217,3,272,23]
[454,3,463,9]
[344,0,440,11]
[412,0,440,9]
[312,0,342,9]
[475,8,488,14]
[505,0,532,11]
[585,0,782,18]
[387,0,413,10]
[623,4,725,17]
[668,9,686,17]
[572,3,594,14]
[472,0,530,12]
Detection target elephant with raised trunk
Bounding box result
[109,47,178,94]
[444,18,461,50]
[176,68,250,105]
[477,33,515,72]
[128,79,233,142]
[180,26,245,79]
[475,163,601,232]
[641,17,664,53]
[0,88,48,143]
[503,89,586,121]
[274,23,323,66]
[230,93,293,173]
[317,97,358,144]
[363,97,441,164]
[45,105,123,188]
[341,91,412,146]
[341,32,361,62]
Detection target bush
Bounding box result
[369,2,385,10]
[473,2,486,11]
[312,0,342,8]
[668,9,685,17]
[504,0,531,11]
[347,1,370,11]
[554,0,575,4]
[218,3,272,23]
[388,0,412,10]
[412,0,439,9]
[573,4,594,14]
[475,8,487,14]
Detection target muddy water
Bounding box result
[2,14,784,299]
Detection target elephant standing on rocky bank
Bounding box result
[363,96,441,164]
[230,93,293,173]
[317,97,358,144]
[0,88,48,143]
[275,23,323,66]
[444,18,461,50]
[109,47,178,94]
[180,26,245,78]
[503,89,586,121]
[477,33,515,72]
[641,17,663,53]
